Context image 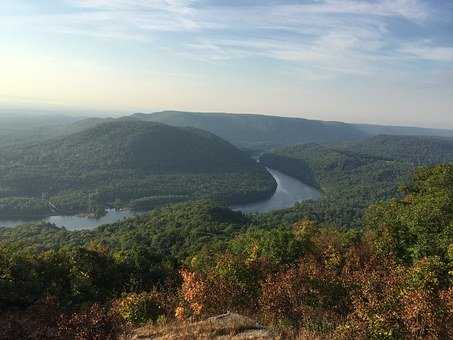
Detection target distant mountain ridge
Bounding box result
[131,111,453,150]
[355,123,453,139]
[2,110,453,151]
[0,114,112,147]
[131,111,367,149]
[337,134,453,165]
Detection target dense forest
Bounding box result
[1,165,452,338]
[0,120,275,218]
[1,112,452,338]
[260,135,453,227]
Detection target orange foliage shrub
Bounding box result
[57,303,124,340]
[180,252,267,317]
[259,255,347,331]
[180,268,208,316]
[175,306,186,321]
[401,289,440,338]
[338,258,407,338]
[440,287,453,338]
[111,290,169,325]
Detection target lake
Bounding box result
[0,168,320,229]
[231,168,321,213]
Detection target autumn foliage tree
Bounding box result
[1,165,452,338]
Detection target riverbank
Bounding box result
[231,168,321,213]
[1,168,320,230]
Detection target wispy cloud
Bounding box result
[286,0,430,21]
[67,0,202,31]
[55,0,433,35]
[400,41,453,62]
[2,0,451,77]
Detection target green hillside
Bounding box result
[0,120,275,217]
[337,134,453,165]
[260,135,453,226]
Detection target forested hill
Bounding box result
[0,120,275,217]
[337,134,453,165]
[260,134,453,227]
[132,111,367,149]
[1,119,260,173]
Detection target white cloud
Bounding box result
[401,42,453,62]
[59,0,431,35]
[292,0,430,21]
[2,0,449,77]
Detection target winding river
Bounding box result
[0,168,320,230]
[231,168,321,213]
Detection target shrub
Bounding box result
[259,255,347,331]
[57,303,124,340]
[180,269,208,316]
[112,291,166,325]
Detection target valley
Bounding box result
[1,111,452,339]
[1,112,453,228]
[2,2,452,337]
[231,167,321,213]
[0,119,276,219]
[0,166,321,229]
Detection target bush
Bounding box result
[259,255,347,331]
[57,303,124,340]
[112,291,166,325]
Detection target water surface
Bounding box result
[0,209,141,231]
[231,168,321,213]
[0,168,320,229]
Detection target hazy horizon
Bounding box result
[1,107,453,131]
[1,0,452,128]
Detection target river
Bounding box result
[0,209,141,231]
[231,168,321,213]
[0,168,320,230]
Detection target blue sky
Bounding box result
[0,0,452,128]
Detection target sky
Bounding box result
[0,0,452,128]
